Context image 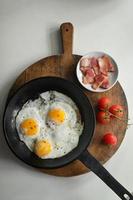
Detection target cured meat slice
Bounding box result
[98,57,108,75]
[90,57,98,68]
[90,57,99,75]
[106,56,115,72]
[92,74,105,89]
[80,55,115,90]
[98,55,115,73]
[80,58,90,67]
[82,73,94,84]
[86,68,95,78]
[100,76,110,89]
[80,66,89,75]
[102,55,115,72]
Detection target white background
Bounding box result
[0,0,133,200]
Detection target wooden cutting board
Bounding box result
[8,23,128,177]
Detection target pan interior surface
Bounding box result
[3,77,95,169]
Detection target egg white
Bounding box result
[15,91,83,158]
[16,107,44,150]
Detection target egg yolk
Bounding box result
[20,118,39,137]
[35,140,52,157]
[48,108,66,124]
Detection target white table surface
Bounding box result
[0,0,133,199]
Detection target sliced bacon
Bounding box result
[86,74,94,83]
[82,76,88,84]
[92,74,105,89]
[108,63,115,72]
[80,55,115,90]
[86,68,95,78]
[90,57,99,75]
[100,76,110,89]
[98,57,108,75]
[82,74,94,84]
[80,66,95,76]
[90,57,98,68]
[101,80,109,89]
[92,65,99,75]
[106,56,115,72]
[80,66,89,75]
[95,74,105,82]
[99,55,115,73]
[80,58,90,67]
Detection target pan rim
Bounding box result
[3,76,96,169]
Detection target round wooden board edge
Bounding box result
[5,54,128,177]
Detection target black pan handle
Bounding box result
[79,150,133,200]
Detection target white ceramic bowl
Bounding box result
[76,51,119,93]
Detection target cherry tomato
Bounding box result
[109,105,124,118]
[102,133,117,145]
[98,97,111,110]
[96,111,110,124]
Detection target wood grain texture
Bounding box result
[8,23,128,176]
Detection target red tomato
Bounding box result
[109,105,124,118]
[102,133,117,145]
[96,111,110,124]
[98,97,111,110]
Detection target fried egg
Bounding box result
[45,101,77,129]
[34,140,52,157]
[15,91,83,159]
[47,107,66,125]
[16,107,44,150]
[20,118,40,137]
